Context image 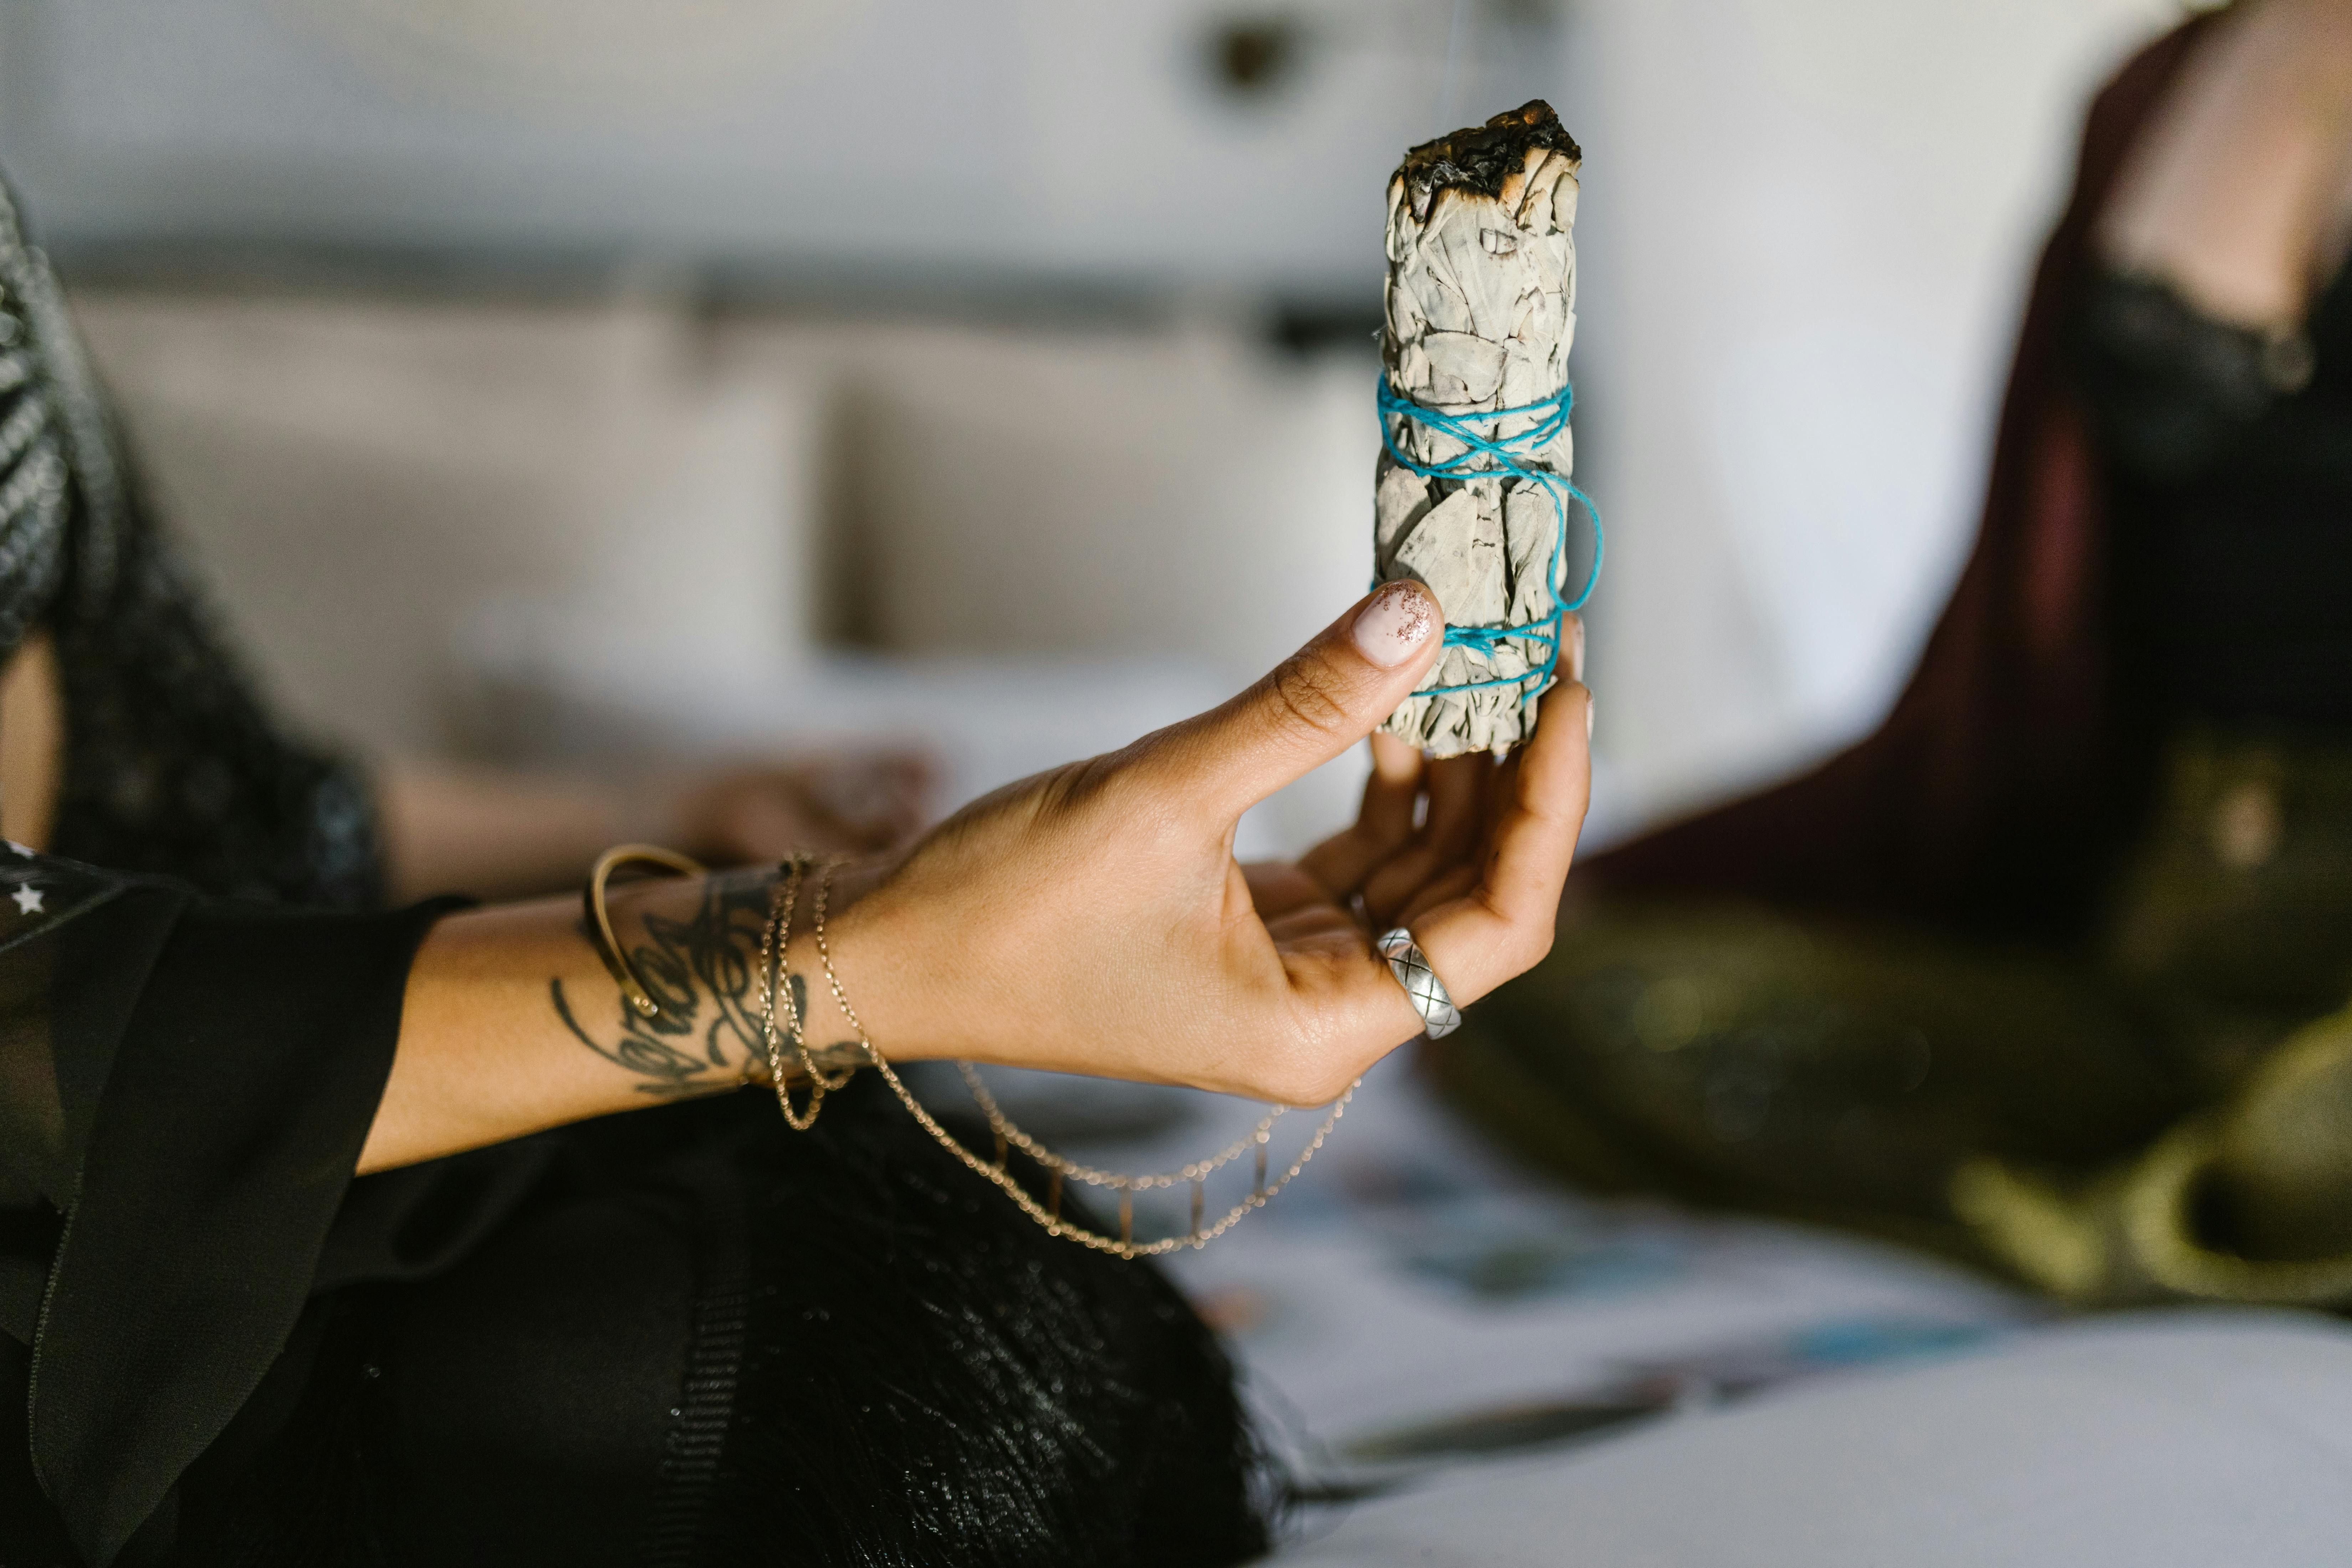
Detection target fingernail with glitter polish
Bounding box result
[1353,582,1437,668]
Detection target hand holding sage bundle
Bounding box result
[365,585,1593,1231]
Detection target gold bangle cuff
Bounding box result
[582,843,706,1019]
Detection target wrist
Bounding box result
[774,855,909,1069]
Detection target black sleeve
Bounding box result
[0,847,457,1567]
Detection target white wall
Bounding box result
[0,0,1546,302]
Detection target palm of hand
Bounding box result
[845,666,1589,1108]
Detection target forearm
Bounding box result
[355,578,1588,1172]
[378,761,643,904]
[376,755,933,904]
[359,862,880,1174]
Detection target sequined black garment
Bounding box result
[0,178,381,906]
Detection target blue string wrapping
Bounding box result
[1376,371,1603,702]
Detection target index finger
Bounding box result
[1411,680,1592,1002]
[1298,731,1423,899]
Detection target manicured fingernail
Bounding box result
[1586,693,1596,739]
[1353,581,1437,668]
[1568,616,1586,683]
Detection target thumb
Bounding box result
[1143,580,1444,823]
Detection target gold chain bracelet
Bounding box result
[760,853,1357,1260]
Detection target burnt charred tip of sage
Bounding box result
[1398,99,1581,211]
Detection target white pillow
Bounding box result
[73,290,818,758]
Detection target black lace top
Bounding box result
[0,180,381,905]
[2074,256,2352,732]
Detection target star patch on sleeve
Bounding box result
[0,853,133,958]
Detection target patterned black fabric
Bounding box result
[0,179,382,906]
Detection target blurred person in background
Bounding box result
[0,165,1595,1565]
[0,210,927,912]
[368,752,934,905]
[1441,0,2352,1309]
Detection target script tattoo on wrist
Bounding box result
[550,867,862,1095]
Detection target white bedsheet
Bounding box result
[1272,1311,2352,1566]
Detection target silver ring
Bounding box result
[1377,927,1462,1040]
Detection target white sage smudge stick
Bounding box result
[1375,101,1584,759]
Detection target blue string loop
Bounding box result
[1376,371,1603,701]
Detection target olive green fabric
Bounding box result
[1447,728,2352,1305]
